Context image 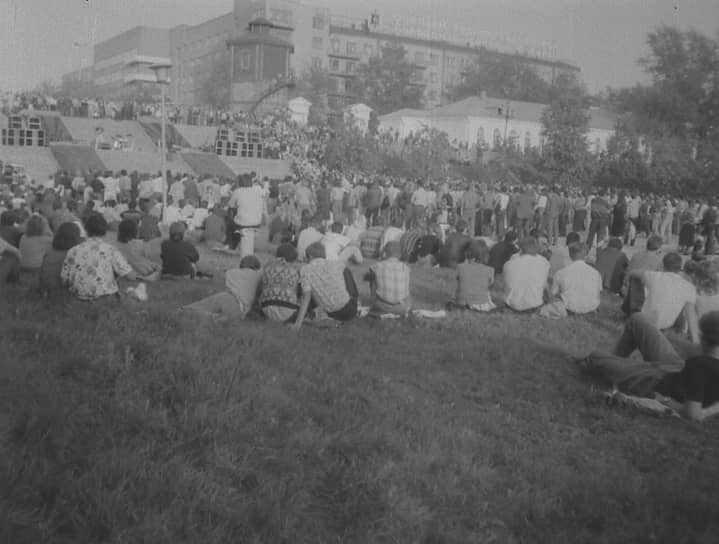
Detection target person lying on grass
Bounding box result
[364,241,411,317]
[183,255,262,320]
[291,242,359,330]
[448,239,496,312]
[580,310,719,422]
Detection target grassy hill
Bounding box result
[1,242,718,543]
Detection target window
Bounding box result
[312,57,322,69]
[346,41,357,55]
[429,53,439,66]
[330,58,340,71]
[363,43,374,57]
[524,132,531,152]
[239,51,251,72]
[493,128,502,150]
[447,56,456,66]
[429,71,438,84]
[427,90,438,101]
[312,37,323,50]
[509,129,519,149]
[331,39,340,53]
[312,14,325,29]
[477,127,485,144]
[345,61,355,73]
[414,51,424,64]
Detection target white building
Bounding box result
[379,94,615,154]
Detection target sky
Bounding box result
[1,0,717,94]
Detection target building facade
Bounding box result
[79,1,581,110]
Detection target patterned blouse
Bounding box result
[259,258,300,309]
[61,238,133,300]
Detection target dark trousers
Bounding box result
[0,252,20,285]
[586,218,609,248]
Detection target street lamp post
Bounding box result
[149,62,172,223]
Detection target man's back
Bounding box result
[554,260,601,313]
[489,241,518,274]
[595,247,628,293]
[503,254,549,311]
[642,271,697,329]
[438,233,471,268]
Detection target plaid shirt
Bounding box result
[370,258,410,304]
[300,259,350,313]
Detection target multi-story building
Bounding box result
[77,0,581,110]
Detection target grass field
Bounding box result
[2,238,719,544]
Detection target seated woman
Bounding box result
[448,239,496,312]
[39,222,83,292]
[184,255,262,320]
[115,219,161,281]
[61,212,137,301]
[580,310,719,421]
[19,214,53,271]
[259,243,301,323]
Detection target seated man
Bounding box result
[594,237,628,294]
[540,243,601,317]
[579,310,719,422]
[202,205,227,249]
[259,243,301,323]
[363,241,411,316]
[437,219,471,269]
[622,234,664,313]
[380,216,405,253]
[296,216,323,263]
[503,236,550,312]
[184,255,262,319]
[548,232,580,278]
[292,242,359,330]
[161,222,200,278]
[399,222,424,263]
[450,239,496,312]
[628,252,697,331]
[321,221,363,264]
[488,230,518,275]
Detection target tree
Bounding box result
[540,74,596,186]
[201,53,231,108]
[353,43,424,115]
[449,56,552,103]
[295,66,337,125]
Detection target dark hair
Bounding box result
[330,221,343,233]
[519,237,538,255]
[84,212,108,237]
[565,232,581,245]
[455,219,468,233]
[239,255,261,271]
[0,210,15,226]
[52,222,82,250]
[305,241,326,261]
[276,243,298,263]
[117,219,139,244]
[465,240,489,264]
[662,252,683,273]
[607,237,623,250]
[25,215,46,237]
[504,230,518,243]
[647,235,663,251]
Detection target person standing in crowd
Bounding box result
[611,191,628,238]
[514,187,535,239]
[229,175,263,258]
[586,189,611,249]
[543,185,562,246]
[460,182,480,237]
[571,191,588,233]
[594,237,629,295]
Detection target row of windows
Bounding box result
[328,58,357,73]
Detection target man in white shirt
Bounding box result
[503,236,550,312]
[541,243,601,317]
[321,221,363,263]
[163,196,182,226]
[297,216,324,262]
[627,252,698,333]
[228,176,264,258]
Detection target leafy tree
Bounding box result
[295,66,336,125]
[354,43,424,115]
[449,57,552,103]
[201,53,232,108]
[539,74,596,186]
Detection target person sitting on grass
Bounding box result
[416,220,443,266]
[321,221,363,264]
[540,242,601,318]
[18,214,52,272]
[503,236,550,312]
[594,237,629,295]
[579,310,719,422]
[183,255,262,320]
[115,219,161,281]
[488,230,518,275]
[296,214,323,263]
[0,210,22,247]
[448,239,496,312]
[61,212,137,301]
[39,222,83,292]
[259,243,302,323]
[380,215,405,253]
[398,220,424,263]
[437,219,472,269]
[549,231,580,278]
[160,221,201,279]
[364,241,411,317]
[292,242,359,330]
[622,234,664,314]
